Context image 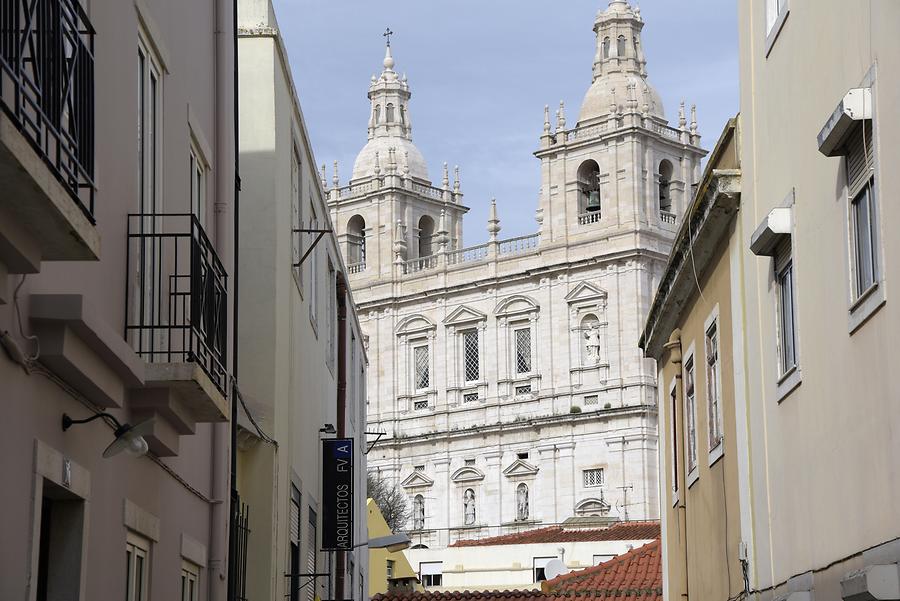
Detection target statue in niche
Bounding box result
[464,489,476,525]
[583,324,602,365]
[516,483,529,521]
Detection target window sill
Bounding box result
[708,442,725,467]
[776,364,802,403]
[686,468,699,489]
[848,280,886,335]
[764,7,789,58]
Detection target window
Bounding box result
[307,508,317,601]
[413,400,428,411]
[706,320,723,452]
[463,392,479,403]
[616,35,626,58]
[583,468,605,488]
[577,160,601,217]
[181,562,199,601]
[775,242,798,376]
[418,215,435,257]
[659,160,673,213]
[35,480,86,601]
[374,105,381,124]
[464,458,475,466]
[138,38,161,218]
[602,37,610,59]
[289,486,302,601]
[347,214,366,266]
[684,356,698,477]
[412,495,425,530]
[584,395,599,405]
[463,329,479,382]
[515,384,532,396]
[517,452,529,460]
[126,533,151,601]
[593,554,615,566]
[420,562,442,587]
[846,121,877,299]
[516,483,529,521]
[514,328,532,374]
[414,465,425,472]
[386,559,395,579]
[413,345,430,390]
[309,203,319,327]
[326,260,336,370]
[291,146,304,288]
[533,557,556,582]
[386,103,395,123]
[189,144,207,227]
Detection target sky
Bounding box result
[271,0,739,245]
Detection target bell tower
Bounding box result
[326,36,469,280]
[534,0,705,247]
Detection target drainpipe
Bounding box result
[335,274,348,600]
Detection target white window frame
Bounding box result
[774,241,802,401]
[181,560,200,601]
[126,532,151,601]
[844,113,885,333]
[705,307,724,466]
[532,556,556,583]
[189,140,208,229]
[419,561,442,587]
[764,0,789,57]
[683,345,699,487]
[582,467,605,488]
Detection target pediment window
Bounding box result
[401,470,434,489]
[450,466,485,483]
[575,497,611,517]
[502,458,539,478]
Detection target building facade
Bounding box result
[328,0,704,551]
[640,119,745,601]
[737,1,900,600]
[0,0,237,599]
[237,1,369,599]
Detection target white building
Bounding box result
[328,0,704,551]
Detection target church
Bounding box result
[326,0,705,552]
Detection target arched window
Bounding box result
[577,160,601,217]
[617,35,626,58]
[601,37,610,59]
[463,489,476,525]
[516,483,529,521]
[418,215,435,257]
[581,314,601,366]
[386,103,395,123]
[413,495,425,530]
[399,104,406,125]
[374,105,381,124]
[659,160,674,213]
[347,214,366,266]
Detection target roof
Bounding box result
[373,539,661,601]
[542,539,661,600]
[449,521,660,547]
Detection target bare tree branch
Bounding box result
[367,472,411,532]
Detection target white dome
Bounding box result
[578,72,665,125]
[352,136,430,182]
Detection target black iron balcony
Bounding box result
[125,214,228,394]
[0,0,95,218]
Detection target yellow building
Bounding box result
[641,118,745,601]
[368,499,421,597]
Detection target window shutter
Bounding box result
[846,121,874,195]
[290,500,300,545]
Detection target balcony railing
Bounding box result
[659,210,676,224]
[347,261,365,274]
[125,214,228,393]
[0,0,96,218]
[578,211,602,225]
[498,233,540,256]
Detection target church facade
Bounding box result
[326,1,705,553]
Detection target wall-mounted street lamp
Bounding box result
[61,412,154,458]
[319,423,337,435]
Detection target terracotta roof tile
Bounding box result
[449,522,660,547]
[375,539,661,601]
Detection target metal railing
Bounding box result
[0,0,95,219]
[578,211,602,225]
[125,214,228,393]
[498,233,540,256]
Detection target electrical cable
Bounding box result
[13,275,40,360]
[234,383,277,445]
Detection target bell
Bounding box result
[585,189,601,212]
